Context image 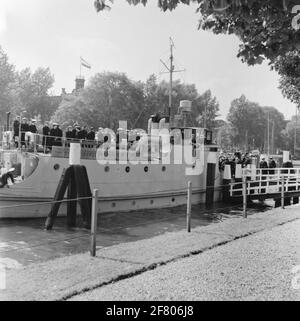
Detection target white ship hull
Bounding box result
[0,146,221,218]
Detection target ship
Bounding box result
[0,42,222,219]
[0,105,222,219]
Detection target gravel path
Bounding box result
[71,220,300,301]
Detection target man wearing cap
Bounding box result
[13,116,20,147]
[20,117,30,147]
[29,119,37,134]
[86,127,95,141]
[72,123,80,140]
[42,121,50,149]
[78,125,87,140]
[268,157,276,175]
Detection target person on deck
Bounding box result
[42,121,50,149]
[268,157,276,175]
[78,126,87,140]
[29,119,37,134]
[13,116,20,147]
[20,118,30,147]
[259,157,268,176]
[86,127,95,141]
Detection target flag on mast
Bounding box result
[80,57,91,69]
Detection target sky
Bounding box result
[0,0,297,120]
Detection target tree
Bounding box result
[192,89,220,129]
[52,72,145,131]
[228,95,266,150]
[227,95,287,151]
[281,114,300,154]
[13,67,56,120]
[143,75,219,128]
[0,47,15,120]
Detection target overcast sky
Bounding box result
[0,0,297,120]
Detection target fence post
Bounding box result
[187,181,192,233]
[90,189,99,257]
[281,176,285,209]
[242,175,247,218]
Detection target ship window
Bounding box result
[150,200,154,205]
[172,198,175,202]
[162,166,166,172]
[54,164,60,171]
[125,166,130,173]
[112,202,116,208]
[105,166,110,172]
[144,166,149,173]
[132,201,136,206]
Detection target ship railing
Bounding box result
[0,126,14,150]
[230,168,300,197]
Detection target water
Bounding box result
[0,201,272,267]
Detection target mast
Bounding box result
[160,37,185,125]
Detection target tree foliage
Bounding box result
[53,72,220,131]
[13,67,56,120]
[0,47,57,123]
[0,47,15,119]
[227,95,286,151]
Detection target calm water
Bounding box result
[0,201,272,267]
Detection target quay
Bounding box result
[1,203,299,301]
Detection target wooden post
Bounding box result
[90,189,99,257]
[281,176,285,209]
[242,176,247,218]
[187,181,192,233]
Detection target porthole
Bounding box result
[105,166,110,172]
[112,202,116,208]
[144,166,149,173]
[53,164,60,171]
[125,166,130,173]
[162,166,166,172]
[172,198,175,203]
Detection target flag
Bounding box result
[80,57,91,69]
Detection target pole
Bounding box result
[18,112,22,150]
[271,121,275,155]
[267,111,270,158]
[169,39,174,124]
[90,189,99,257]
[281,176,285,209]
[187,181,192,232]
[242,176,247,218]
[294,106,298,157]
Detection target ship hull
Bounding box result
[0,148,221,218]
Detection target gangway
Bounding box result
[229,168,300,202]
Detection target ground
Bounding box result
[0,204,300,301]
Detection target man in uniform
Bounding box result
[13,116,20,147]
[20,117,30,148]
[42,121,50,149]
[86,127,95,141]
[268,157,276,175]
[29,119,37,133]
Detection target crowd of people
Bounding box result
[12,116,96,149]
[219,151,278,177]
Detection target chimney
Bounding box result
[75,76,85,91]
